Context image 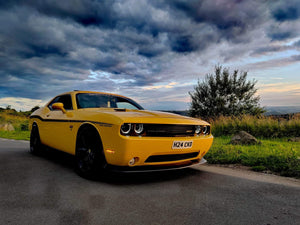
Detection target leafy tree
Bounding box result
[189,66,265,119]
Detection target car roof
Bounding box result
[59,90,129,99]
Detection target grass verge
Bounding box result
[0,131,30,141]
[205,136,300,178]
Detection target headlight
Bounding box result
[194,125,210,135]
[134,124,144,135]
[120,123,131,135]
[202,126,210,135]
[195,125,201,134]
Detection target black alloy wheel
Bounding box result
[75,127,106,179]
[29,124,42,155]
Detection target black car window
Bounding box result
[48,94,73,110]
[76,93,143,110]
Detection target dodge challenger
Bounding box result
[29,91,213,177]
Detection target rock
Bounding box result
[288,137,300,142]
[230,131,261,145]
[0,123,15,131]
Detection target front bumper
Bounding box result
[102,134,213,167]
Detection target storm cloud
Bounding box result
[0,0,300,110]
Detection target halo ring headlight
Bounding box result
[195,125,201,134]
[202,126,208,134]
[134,124,144,135]
[121,123,131,135]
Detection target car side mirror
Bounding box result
[52,102,73,117]
[52,102,67,114]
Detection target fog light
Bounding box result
[128,157,139,166]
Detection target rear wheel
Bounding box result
[75,126,106,179]
[29,124,43,155]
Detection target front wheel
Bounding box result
[75,127,106,179]
[29,124,43,155]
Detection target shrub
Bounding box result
[20,121,29,131]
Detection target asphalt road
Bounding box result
[0,138,299,225]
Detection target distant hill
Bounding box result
[264,106,300,115]
[161,110,189,116]
[162,106,300,117]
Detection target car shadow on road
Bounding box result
[35,147,76,170]
[35,147,204,185]
[103,168,203,185]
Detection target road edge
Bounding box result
[195,164,300,188]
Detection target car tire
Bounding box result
[29,124,43,155]
[75,126,106,179]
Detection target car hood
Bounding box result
[78,108,210,125]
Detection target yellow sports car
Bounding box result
[29,91,213,177]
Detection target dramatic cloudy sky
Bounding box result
[1,0,300,111]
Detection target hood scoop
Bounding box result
[114,108,127,112]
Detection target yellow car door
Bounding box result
[41,94,76,154]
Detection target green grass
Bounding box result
[0,131,30,140]
[206,136,300,178]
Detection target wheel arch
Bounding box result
[31,121,38,128]
[30,119,42,132]
[76,122,104,152]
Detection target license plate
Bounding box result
[172,141,193,149]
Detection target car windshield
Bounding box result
[76,93,144,110]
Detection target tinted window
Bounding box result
[76,93,143,110]
[116,100,140,110]
[48,95,73,110]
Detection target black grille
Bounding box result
[145,152,199,163]
[145,124,195,137]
